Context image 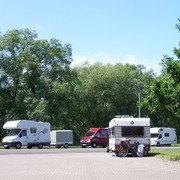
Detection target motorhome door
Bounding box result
[19,130,28,145]
[28,127,38,142]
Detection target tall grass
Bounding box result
[150,149,180,161]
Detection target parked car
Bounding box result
[80,128,109,148]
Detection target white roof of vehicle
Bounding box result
[3,120,49,129]
[150,127,175,133]
[51,130,73,132]
[109,117,150,128]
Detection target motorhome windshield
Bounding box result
[7,129,21,136]
[84,132,95,137]
[151,133,158,138]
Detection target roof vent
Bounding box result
[114,115,133,118]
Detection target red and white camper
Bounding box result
[108,115,150,156]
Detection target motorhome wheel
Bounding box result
[27,145,32,149]
[15,142,22,149]
[64,143,69,148]
[4,146,10,149]
[38,144,43,149]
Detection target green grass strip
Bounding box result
[149,149,180,161]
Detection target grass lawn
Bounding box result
[149,148,180,161]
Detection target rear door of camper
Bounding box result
[37,123,50,143]
[161,129,176,144]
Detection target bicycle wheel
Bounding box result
[116,148,128,157]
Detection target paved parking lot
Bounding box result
[0,150,180,180]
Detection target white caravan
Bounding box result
[2,120,50,149]
[50,130,73,148]
[150,127,177,146]
[108,116,151,155]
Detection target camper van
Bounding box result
[50,130,73,148]
[108,116,150,156]
[80,128,109,148]
[150,127,177,146]
[2,120,50,149]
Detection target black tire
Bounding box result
[106,147,110,153]
[27,145,32,149]
[37,144,43,149]
[116,148,128,157]
[57,145,61,148]
[156,142,161,146]
[142,148,148,157]
[82,145,86,148]
[92,143,97,148]
[4,146,10,149]
[64,143,69,148]
[15,142,22,149]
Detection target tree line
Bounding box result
[0,20,179,144]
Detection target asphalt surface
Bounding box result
[0,148,180,180]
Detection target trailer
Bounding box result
[108,115,151,156]
[150,127,177,146]
[50,130,73,148]
[2,120,50,149]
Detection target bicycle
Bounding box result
[115,139,144,157]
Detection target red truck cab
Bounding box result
[80,128,109,148]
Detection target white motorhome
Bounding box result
[108,116,150,155]
[150,127,177,146]
[2,120,50,149]
[50,130,73,148]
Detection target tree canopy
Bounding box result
[142,19,180,136]
[0,19,180,143]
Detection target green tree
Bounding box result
[73,63,154,136]
[142,19,180,137]
[0,29,73,132]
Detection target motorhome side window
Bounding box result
[20,130,27,137]
[30,127,37,134]
[165,133,169,137]
[158,134,162,139]
[109,127,115,138]
[122,126,144,137]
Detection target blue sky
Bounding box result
[0,0,180,75]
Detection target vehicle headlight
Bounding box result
[8,138,14,142]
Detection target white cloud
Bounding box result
[123,55,138,64]
[71,52,161,75]
[123,55,161,74]
[71,52,119,67]
[71,55,97,67]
